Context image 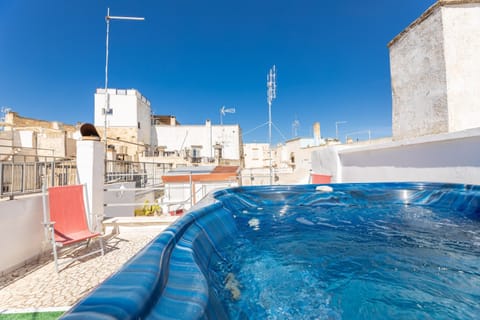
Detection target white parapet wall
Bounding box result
[0,194,46,274]
[312,128,480,185]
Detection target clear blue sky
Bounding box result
[0,0,435,143]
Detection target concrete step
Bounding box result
[102,215,182,234]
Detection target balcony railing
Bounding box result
[105,160,170,188]
[0,154,77,199]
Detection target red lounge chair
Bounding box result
[43,185,104,272]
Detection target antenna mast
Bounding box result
[267,65,276,185]
[292,119,300,137]
[103,8,144,154]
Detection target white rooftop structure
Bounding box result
[388,0,480,140]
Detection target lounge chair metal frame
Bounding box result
[42,184,104,272]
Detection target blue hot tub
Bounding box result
[61,183,480,319]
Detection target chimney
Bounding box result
[313,122,321,145]
[170,116,176,126]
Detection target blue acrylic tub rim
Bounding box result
[60,182,480,319]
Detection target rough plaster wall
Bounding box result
[136,98,152,145]
[96,127,142,156]
[442,4,480,132]
[37,132,66,157]
[390,8,448,140]
[5,112,75,132]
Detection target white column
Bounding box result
[76,139,104,232]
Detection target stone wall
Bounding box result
[4,112,76,132]
[389,4,447,140]
[388,1,480,140]
[96,126,144,159]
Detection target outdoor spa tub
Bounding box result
[61,183,480,319]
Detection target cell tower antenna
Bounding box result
[267,65,276,185]
[292,119,300,137]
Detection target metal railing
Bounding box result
[105,160,171,188]
[0,151,306,202]
[0,154,77,199]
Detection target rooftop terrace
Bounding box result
[0,222,173,314]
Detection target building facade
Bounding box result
[95,88,243,166]
[94,88,154,160]
[153,119,243,166]
[388,0,480,140]
[0,111,77,160]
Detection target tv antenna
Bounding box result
[103,8,144,153]
[220,106,235,125]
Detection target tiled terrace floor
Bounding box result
[0,224,169,313]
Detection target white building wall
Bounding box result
[389,6,448,140]
[211,125,241,160]
[136,93,152,146]
[243,143,270,168]
[17,130,35,149]
[155,123,241,160]
[156,126,209,156]
[94,89,137,127]
[94,89,152,146]
[442,4,480,132]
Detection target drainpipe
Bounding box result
[189,171,193,207]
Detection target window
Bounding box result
[191,145,202,163]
